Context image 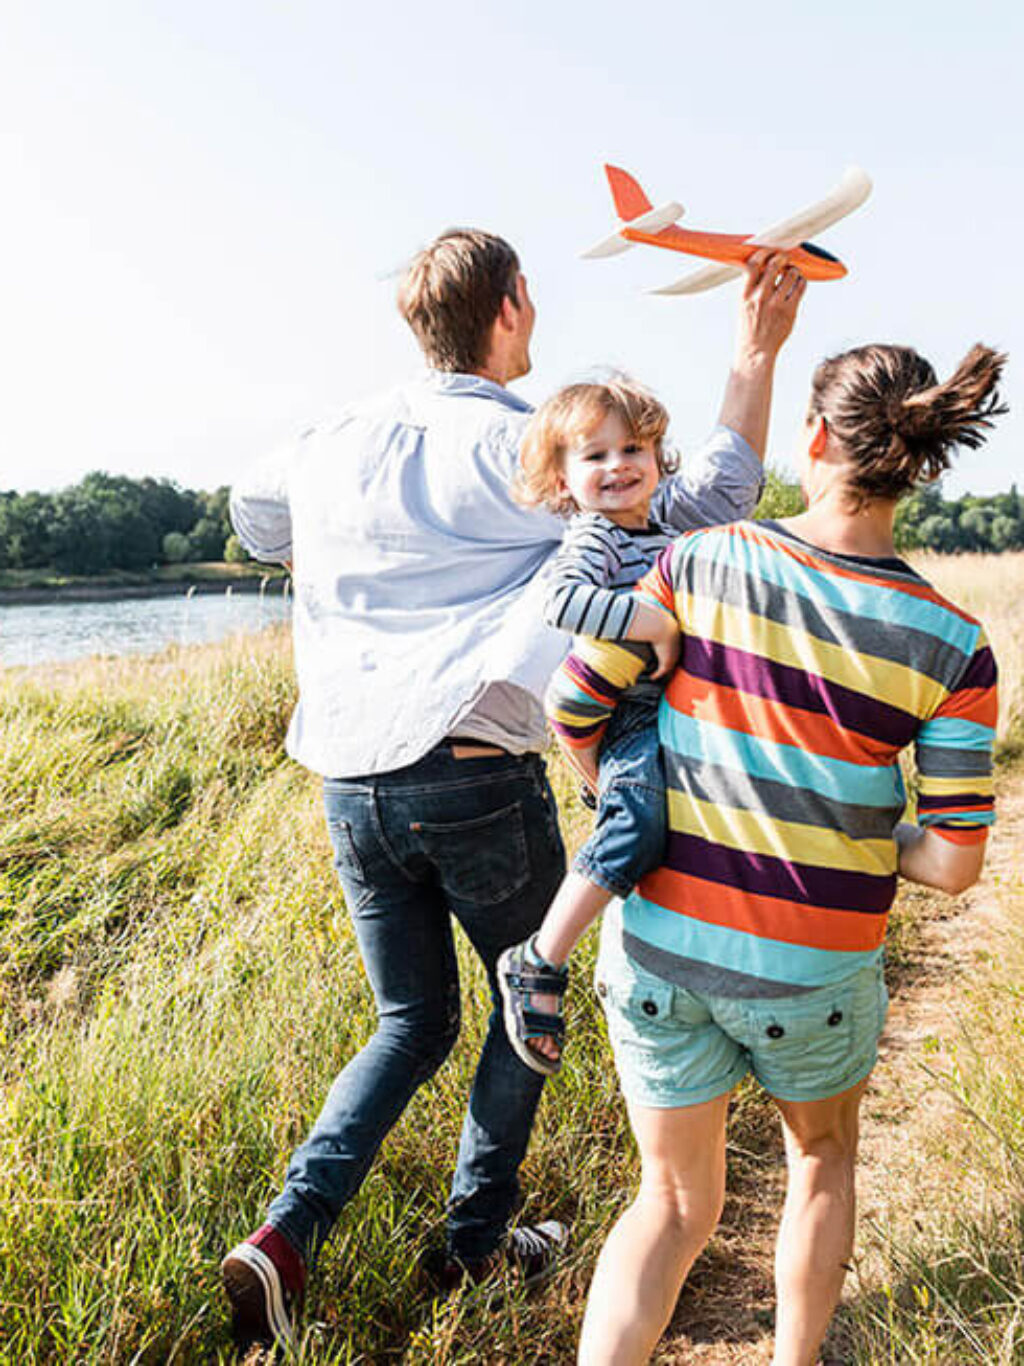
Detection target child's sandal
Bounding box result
[497,939,570,1077]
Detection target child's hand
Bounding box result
[626,599,681,679]
[648,619,681,679]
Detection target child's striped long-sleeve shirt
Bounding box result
[545,520,997,997]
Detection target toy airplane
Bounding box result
[582,164,872,295]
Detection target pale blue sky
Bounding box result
[1,0,1020,496]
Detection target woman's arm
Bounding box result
[895,824,987,896]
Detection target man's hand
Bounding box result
[625,599,681,680]
[737,249,807,367]
[718,249,807,459]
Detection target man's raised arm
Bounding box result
[654,250,807,533]
[717,249,807,459]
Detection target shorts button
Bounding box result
[766,1023,785,1039]
[641,999,658,1017]
[828,1010,844,1026]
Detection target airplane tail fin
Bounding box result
[605,164,653,221]
[581,164,684,260]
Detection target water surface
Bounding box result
[1,590,291,668]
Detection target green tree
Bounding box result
[754,468,803,520]
[162,531,191,563]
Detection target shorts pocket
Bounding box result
[744,984,857,1097]
[598,971,677,1036]
[412,800,530,906]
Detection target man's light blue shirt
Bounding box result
[231,370,762,778]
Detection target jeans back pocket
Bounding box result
[412,800,530,906]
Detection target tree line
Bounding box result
[2,470,1022,576]
[756,471,1024,553]
[0,473,247,575]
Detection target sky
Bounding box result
[1,0,1021,498]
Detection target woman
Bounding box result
[546,342,1006,1366]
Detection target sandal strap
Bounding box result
[521,1008,566,1041]
[503,964,569,997]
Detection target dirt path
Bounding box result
[648,774,1024,1364]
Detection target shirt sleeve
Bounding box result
[229,437,298,563]
[544,547,678,747]
[914,626,998,843]
[544,516,637,638]
[651,424,764,533]
[544,637,652,748]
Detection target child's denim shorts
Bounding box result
[572,699,666,900]
[595,930,889,1108]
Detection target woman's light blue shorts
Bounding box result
[595,938,889,1109]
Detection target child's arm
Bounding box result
[545,516,680,677]
[545,635,651,773]
[544,515,633,638]
[653,250,806,534]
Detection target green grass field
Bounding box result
[3,553,1024,1363]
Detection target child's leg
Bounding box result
[535,870,612,968]
[500,707,665,1076]
[498,873,612,1074]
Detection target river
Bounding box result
[0,588,292,668]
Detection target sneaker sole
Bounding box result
[496,948,563,1078]
[221,1243,294,1351]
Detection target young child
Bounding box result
[497,376,727,1074]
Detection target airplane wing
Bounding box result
[649,263,743,296]
[748,166,873,249]
[650,166,872,296]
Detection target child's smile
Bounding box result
[559,411,660,529]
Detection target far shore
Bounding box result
[0,564,290,607]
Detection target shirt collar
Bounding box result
[421,368,534,414]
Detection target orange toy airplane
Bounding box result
[583,164,872,295]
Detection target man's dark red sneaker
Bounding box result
[439,1219,569,1292]
[221,1223,306,1355]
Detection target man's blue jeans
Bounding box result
[267,744,566,1265]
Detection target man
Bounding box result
[222,228,803,1356]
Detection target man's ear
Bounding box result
[809,416,828,459]
[496,292,519,334]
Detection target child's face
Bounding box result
[557,410,660,529]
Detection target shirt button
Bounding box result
[596,982,607,999]
[641,1000,658,1017]
[828,1010,844,1027]
[766,1024,785,1039]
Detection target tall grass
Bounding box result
[3,550,1024,1363]
[912,550,1024,751]
[0,630,634,1362]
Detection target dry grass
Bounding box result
[3,550,1024,1363]
[911,550,1024,748]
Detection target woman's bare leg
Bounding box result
[578,1093,731,1365]
[771,1079,867,1366]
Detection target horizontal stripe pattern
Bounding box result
[548,520,996,996]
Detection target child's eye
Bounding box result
[584,449,606,461]
[624,443,641,455]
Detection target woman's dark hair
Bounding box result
[808,343,1008,506]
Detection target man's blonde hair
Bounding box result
[517,376,673,515]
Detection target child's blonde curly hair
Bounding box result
[516,375,675,515]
